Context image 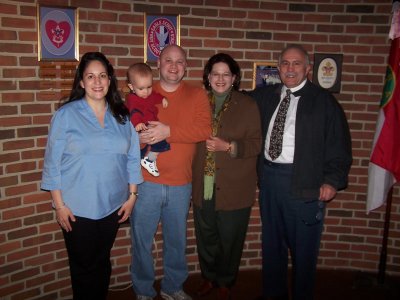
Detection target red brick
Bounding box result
[22,233,54,249]
[0,282,25,298]
[0,116,32,128]
[0,42,34,53]
[5,183,38,197]
[3,139,35,151]
[2,92,36,103]
[21,149,45,160]
[10,288,42,300]
[0,152,20,164]
[8,247,39,263]
[0,3,18,14]
[26,273,55,288]
[0,55,17,66]
[0,105,18,116]
[100,24,130,34]
[6,161,36,173]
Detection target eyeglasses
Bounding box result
[301,200,325,226]
[209,72,233,79]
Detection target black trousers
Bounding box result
[62,209,120,300]
[193,193,251,288]
[259,160,325,300]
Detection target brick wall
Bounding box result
[1,0,399,299]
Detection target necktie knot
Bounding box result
[286,89,292,97]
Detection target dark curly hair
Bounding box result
[203,53,241,91]
[61,52,129,124]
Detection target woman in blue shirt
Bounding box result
[41,52,143,300]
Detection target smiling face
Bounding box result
[208,62,236,95]
[157,45,187,90]
[79,60,110,103]
[278,47,311,89]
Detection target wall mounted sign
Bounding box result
[312,53,343,93]
[253,61,281,89]
[37,5,79,61]
[144,14,180,63]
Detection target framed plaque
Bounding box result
[37,5,79,61]
[144,14,180,63]
[253,61,281,89]
[312,53,343,93]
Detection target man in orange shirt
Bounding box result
[130,45,212,300]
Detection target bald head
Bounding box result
[159,44,187,61]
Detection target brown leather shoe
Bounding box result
[217,287,231,300]
[196,280,214,296]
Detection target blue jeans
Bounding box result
[130,181,192,297]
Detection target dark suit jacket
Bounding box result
[192,90,262,210]
[249,81,352,198]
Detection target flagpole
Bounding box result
[377,186,393,284]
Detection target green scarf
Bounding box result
[204,89,232,200]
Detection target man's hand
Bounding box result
[319,184,337,202]
[139,121,170,144]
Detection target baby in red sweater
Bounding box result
[126,63,170,177]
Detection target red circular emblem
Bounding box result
[147,18,177,57]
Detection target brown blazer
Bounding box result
[192,90,262,211]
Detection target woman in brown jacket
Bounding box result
[192,53,262,300]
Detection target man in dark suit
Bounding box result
[249,44,352,300]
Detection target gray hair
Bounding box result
[278,44,310,66]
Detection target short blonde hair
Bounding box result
[127,62,152,84]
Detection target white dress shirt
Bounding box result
[264,80,307,163]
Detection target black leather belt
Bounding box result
[263,159,293,169]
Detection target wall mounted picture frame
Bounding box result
[144,13,180,63]
[312,53,343,93]
[37,5,79,61]
[253,61,281,89]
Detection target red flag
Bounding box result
[367,2,400,213]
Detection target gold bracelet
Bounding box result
[54,202,65,210]
[129,191,139,197]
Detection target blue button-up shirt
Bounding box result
[41,99,143,219]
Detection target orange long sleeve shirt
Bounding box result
[144,81,211,185]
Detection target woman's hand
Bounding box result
[56,206,75,232]
[118,196,137,223]
[206,136,230,152]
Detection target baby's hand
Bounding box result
[162,98,168,108]
[135,123,147,132]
